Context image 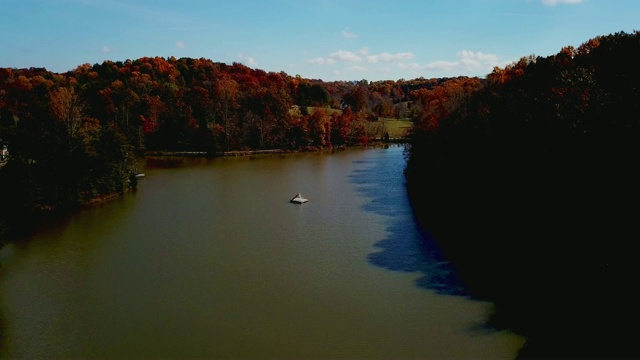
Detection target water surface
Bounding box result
[0,146,523,359]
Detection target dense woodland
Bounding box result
[0,56,452,236]
[1,28,639,358]
[404,31,639,358]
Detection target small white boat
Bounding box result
[290,193,308,204]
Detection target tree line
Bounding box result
[404,30,640,358]
[0,56,455,237]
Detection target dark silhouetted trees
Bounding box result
[405,31,640,359]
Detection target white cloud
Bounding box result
[342,30,359,39]
[424,60,458,72]
[237,54,257,67]
[309,57,326,65]
[308,47,509,79]
[399,50,508,75]
[367,52,414,63]
[455,50,501,69]
[100,46,112,53]
[308,57,336,65]
[329,48,369,63]
[310,47,416,66]
[176,41,185,49]
[398,62,423,71]
[424,50,505,71]
[541,0,584,6]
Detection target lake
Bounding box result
[0,145,524,359]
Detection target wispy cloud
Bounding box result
[309,57,336,65]
[329,49,366,63]
[367,52,414,63]
[308,48,368,64]
[100,46,117,53]
[342,30,359,39]
[237,54,257,67]
[541,0,584,6]
[176,41,185,49]
[399,50,508,75]
[310,48,415,66]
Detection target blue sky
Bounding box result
[1,0,639,81]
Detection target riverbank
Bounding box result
[145,141,407,158]
[0,142,407,242]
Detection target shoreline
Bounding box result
[144,141,407,158]
[0,141,408,241]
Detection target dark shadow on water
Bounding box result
[348,149,468,297]
[367,221,468,296]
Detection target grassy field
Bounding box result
[292,106,413,141]
[367,118,413,140]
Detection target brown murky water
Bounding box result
[0,146,523,359]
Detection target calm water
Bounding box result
[0,146,524,359]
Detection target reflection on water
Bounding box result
[0,146,524,359]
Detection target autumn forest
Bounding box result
[0,53,457,219]
[1,30,640,358]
